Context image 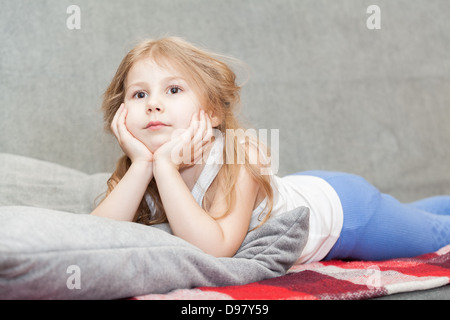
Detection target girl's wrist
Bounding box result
[130,160,154,178]
[153,158,179,178]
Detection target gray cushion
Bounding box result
[0,205,309,299]
[0,153,309,299]
[0,153,110,214]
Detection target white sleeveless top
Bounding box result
[146,132,343,264]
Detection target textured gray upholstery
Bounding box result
[1,0,449,202]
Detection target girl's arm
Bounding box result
[91,104,153,221]
[91,161,152,221]
[152,111,260,257]
[153,161,259,257]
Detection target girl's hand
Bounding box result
[153,110,213,171]
[111,103,153,164]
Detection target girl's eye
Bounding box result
[167,86,182,95]
[133,91,148,99]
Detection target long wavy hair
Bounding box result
[101,37,273,227]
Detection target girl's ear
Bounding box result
[207,110,222,128]
[210,114,222,128]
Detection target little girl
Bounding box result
[92,37,450,264]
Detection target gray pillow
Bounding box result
[0,205,309,299]
[0,153,310,299]
[0,153,110,214]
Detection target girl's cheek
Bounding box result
[124,99,141,109]
[124,113,140,133]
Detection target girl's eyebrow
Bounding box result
[125,81,147,91]
[126,76,187,91]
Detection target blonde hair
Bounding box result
[101,37,273,227]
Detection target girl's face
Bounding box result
[123,58,204,152]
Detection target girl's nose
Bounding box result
[146,98,164,113]
[147,104,163,112]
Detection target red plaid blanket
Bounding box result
[134,245,450,300]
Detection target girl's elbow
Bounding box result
[205,241,241,258]
[208,249,236,258]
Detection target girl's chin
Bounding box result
[145,138,168,153]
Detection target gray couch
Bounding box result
[1,0,449,299]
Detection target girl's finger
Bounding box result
[200,110,209,138]
[184,112,199,146]
[111,103,124,139]
[178,111,200,165]
[174,126,195,165]
[193,111,205,144]
[192,111,212,164]
[183,112,198,141]
[193,111,200,133]
[174,121,195,151]
[203,115,213,148]
[116,105,128,140]
[197,111,212,148]
[110,104,121,133]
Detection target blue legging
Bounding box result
[292,171,450,261]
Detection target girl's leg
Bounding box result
[407,196,450,216]
[295,171,450,261]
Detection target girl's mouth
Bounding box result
[145,121,168,131]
